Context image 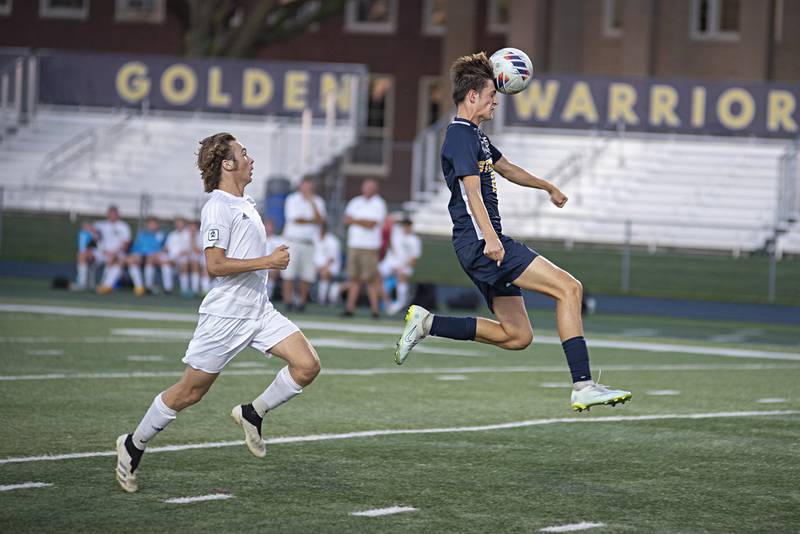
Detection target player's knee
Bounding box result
[509,330,533,350]
[563,276,582,301]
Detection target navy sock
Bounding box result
[562,336,592,383]
[430,315,477,341]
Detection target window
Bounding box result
[347,75,394,174]
[603,0,623,37]
[344,0,397,34]
[422,0,446,35]
[115,0,165,24]
[487,0,510,34]
[39,0,88,19]
[418,76,444,132]
[690,0,740,41]
[0,0,11,16]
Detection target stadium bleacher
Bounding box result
[408,127,792,255]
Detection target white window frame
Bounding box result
[39,0,88,20]
[602,0,623,38]
[344,0,397,34]
[344,74,395,177]
[114,0,165,24]
[690,0,740,42]
[487,0,509,34]
[0,0,12,17]
[417,75,443,133]
[421,0,445,36]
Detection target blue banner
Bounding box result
[37,51,366,118]
[505,74,800,138]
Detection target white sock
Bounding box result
[129,264,144,289]
[191,272,200,293]
[330,282,340,304]
[397,282,409,305]
[102,264,122,288]
[179,273,190,293]
[251,366,303,417]
[77,263,88,287]
[131,392,177,450]
[162,264,174,291]
[144,264,155,289]
[318,280,330,304]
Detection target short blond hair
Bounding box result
[450,52,493,105]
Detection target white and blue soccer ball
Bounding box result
[490,47,533,95]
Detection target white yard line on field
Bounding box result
[645,390,682,396]
[126,355,165,362]
[1,303,799,361]
[0,482,53,491]
[756,398,789,404]
[25,349,63,356]
[0,410,796,466]
[163,494,234,504]
[1,363,800,382]
[539,522,606,532]
[351,506,417,517]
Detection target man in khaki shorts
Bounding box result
[342,178,387,318]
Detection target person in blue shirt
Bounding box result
[395,52,631,412]
[125,216,166,296]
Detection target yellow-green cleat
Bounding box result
[571,383,632,412]
[394,305,431,365]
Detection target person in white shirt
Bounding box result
[115,132,320,494]
[281,178,326,311]
[159,217,194,296]
[313,222,342,306]
[84,206,131,294]
[263,217,287,299]
[342,178,387,318]
[188,221,212,296]
[379,216,422,315]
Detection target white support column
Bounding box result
[300,107,312,179]
[27,56,38,121]
[14,58,23,127]
[0,73,8,137]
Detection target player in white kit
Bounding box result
[380,216,422,315]
[313,222,342,306]
[115,132,321,493]
[160,217,194,296]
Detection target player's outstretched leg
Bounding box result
[512,256,631,411]
[232,331,320,457]
[395,305,480,364]
[116,368,217,492]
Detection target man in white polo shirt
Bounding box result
[282,177,326,311]
[115,132,321,493]
[342,178,387,318]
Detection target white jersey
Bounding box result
[283,192,326,242]
[165,228,193,257]
[313,233,342,271]
[198,189,270,319]
[94,219,131,254]
[386,227,422,265]
[344,194,387,250]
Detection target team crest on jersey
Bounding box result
[208,229,219,241]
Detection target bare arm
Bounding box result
[494,156,568,208]
[463,175,504,266]
[205,245,290,277]
[344,215,378,228]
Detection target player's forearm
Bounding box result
[503,163,554,192]
[206,255,269,277]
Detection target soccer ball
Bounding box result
[490,48,533,95]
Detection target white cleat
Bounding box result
[231,405,267,458]
[571,383,633,412]
[394,305,431,365]
[115,434,139,493]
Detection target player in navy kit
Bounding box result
[395,52,631,412]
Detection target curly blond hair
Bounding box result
[197,132,236,193]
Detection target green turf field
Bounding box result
[1,286,799,533]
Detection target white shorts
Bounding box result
[167,250,191,266]
[379,256,413,278]
[182,306,299,374]
[282,240,316,283]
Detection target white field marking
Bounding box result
[621,328,659,337]
[540,382,572,388]
[436,375,468,381]
[351,506,417,517]
[25,349,63,356]
[539,522,606,532]
[0,482,53,492]
[126,355,165,362]
[646,390,682,396]
[110,330,486,357]
[1,410,797,466]
[2,303,799,361]
[756,398,789,404]
[229,361,268,368]
[2,363,800,382]
[163,494,234,504]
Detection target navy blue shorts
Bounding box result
[454,235,539,313]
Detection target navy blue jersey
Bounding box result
[440,117,503,251]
